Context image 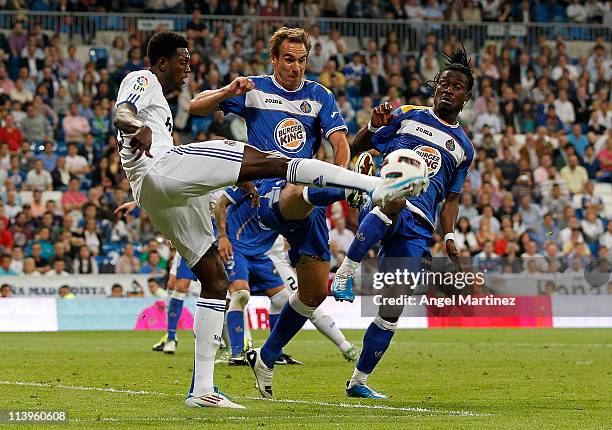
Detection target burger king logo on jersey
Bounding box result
[274,118,306,152]
[414,145,441,177]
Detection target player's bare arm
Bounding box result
[327,131,350,168]
[189,76,255,116]
[350,102,394,157]
[214,194,233,263]
[440,192,461,270]
[113,104,153,160]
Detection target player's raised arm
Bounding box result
[189,76,255,116]
[113,104,153,160]
[349,102,395,157]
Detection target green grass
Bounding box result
[0,329,610,429]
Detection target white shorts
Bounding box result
[137,140,245,267]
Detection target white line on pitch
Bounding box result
[241,396,491,417]
[0,380,175,397]
[0,380,491,417]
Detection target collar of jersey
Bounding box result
[271,74,304,93]
[428,108,459,128]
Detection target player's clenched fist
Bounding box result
[225,77,255,97]
[370,102,395,128]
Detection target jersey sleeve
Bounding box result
[116,72,157,113]
[223,186,245,205]
[318,87,348,139]
[371,107,404,154]
[219,94,247,117]
[448,141,474,194]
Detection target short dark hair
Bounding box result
[147,31,189,66]
[269,27,311,59]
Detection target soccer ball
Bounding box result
[380,149,430,197]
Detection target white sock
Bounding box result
[349,368,370,388]
[287,158,381,192]
[289,292,317,318]
[269,288,291,314]
[336,257,361,277]
[310,308,350,351]
[191,298,226,397]
[172,290,186,300]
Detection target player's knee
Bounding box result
[228,289,250,312]
[204,278,229,297]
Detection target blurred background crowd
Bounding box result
[0,1,610,289]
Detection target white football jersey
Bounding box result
[116,70,174,192]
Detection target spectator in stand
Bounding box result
[115,243,141,274]
[63,103,91,144]
[360,60,386,99]
[554,89,576,127]
[0,114,23,152]
[328,216,355,254]
[59,285,75,299]
[37,141,59,173]
[19,102,52,144]
[25,159,53,191]
[560,154,589,194]
[28,242,49,273]
[139,250,166,276]
[61,44,83,79]
[51,156,71,191]
[0,253,16,275]
[0,283,12,297]
[109,284,124,298]
[53,241,73,273]
[46,257,70,276]
[22,257,39,276]
[0,219,13,252]
[455,216,480,255]
[65,143,90,179]
[73,245,99,274]
[61,178,88,215]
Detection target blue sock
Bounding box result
[260,302,308,368]
[306,187,345,206]
[269,313,280,331]
[226,310,245,356]
[167,297,184,341]
[356,321,395,374]
[347,211,390,262]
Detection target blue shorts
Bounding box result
[224,248,284,293]
[256,179,330,266]
[176,257,198,281]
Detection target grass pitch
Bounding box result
[0,328,610,429]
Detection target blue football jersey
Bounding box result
[224,186,279,256]
[219,75,347,159]
[371,105,474,227]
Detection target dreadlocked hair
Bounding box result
[423,43,474,95]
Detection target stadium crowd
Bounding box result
[0,2,610,288]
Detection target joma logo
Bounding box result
[416,126,432,137]
[265,98,282,104]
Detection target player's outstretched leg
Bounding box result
[238,146,410,207]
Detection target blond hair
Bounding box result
[269,27,311,59]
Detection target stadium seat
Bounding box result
[89,47,109,69]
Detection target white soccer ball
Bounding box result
[380,149,430,197]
